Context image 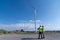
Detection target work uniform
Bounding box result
[38,26,45,39]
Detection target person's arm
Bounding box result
[37,27,39,30]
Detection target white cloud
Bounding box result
[29,20,41,23]
[44,23,60,31]
[0,20,60,31]
[0,22,40,31]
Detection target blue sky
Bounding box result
[0,0,60,31]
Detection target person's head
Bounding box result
[42,25,44,28]
[40,25,41,27]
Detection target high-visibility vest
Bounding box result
[39,26,43,32]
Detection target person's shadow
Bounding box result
[21,38,42,40]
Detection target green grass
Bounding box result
[0,29,60,34]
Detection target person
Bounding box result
[42,25,45,38]
[38,25,45,39]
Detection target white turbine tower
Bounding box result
[34,8,36,32]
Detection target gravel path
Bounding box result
[0,34,59,40]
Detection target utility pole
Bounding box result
[34,8,36,32]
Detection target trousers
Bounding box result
[38,32,45,39]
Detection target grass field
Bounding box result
[0,29,60,34]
